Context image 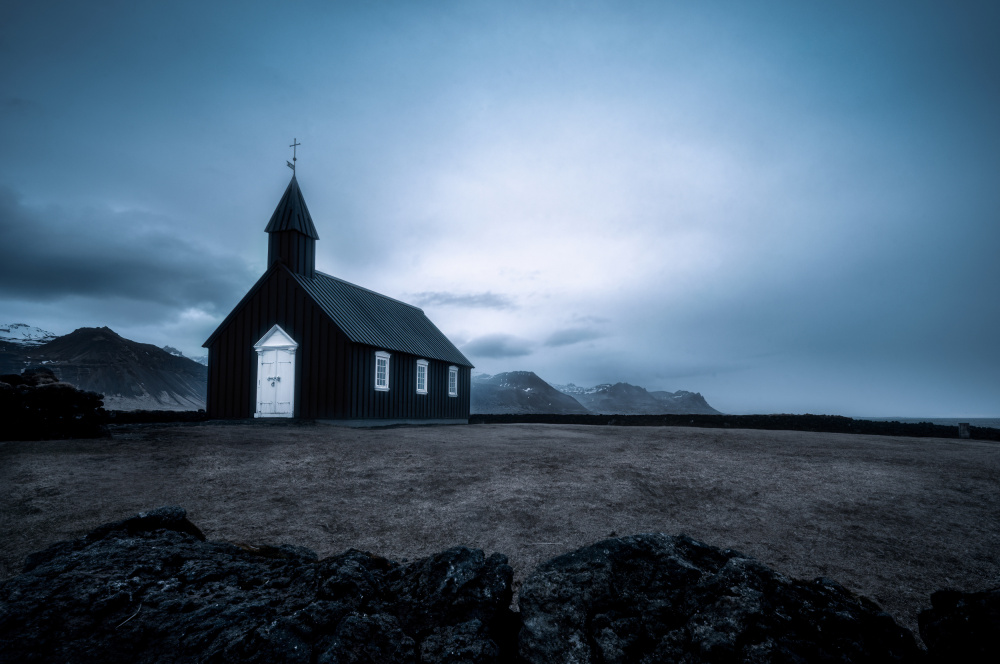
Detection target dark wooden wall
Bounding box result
[346,345,471,420]
[207,268,471,420]
[267,231,315,278]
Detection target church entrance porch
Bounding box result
[253,324,297,418]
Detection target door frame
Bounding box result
[253,324,298,418]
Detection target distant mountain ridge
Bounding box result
[471,371,591,415]
[164,345,208,366]
[557,382,720,415]
[1,326,206,411]
[472,372,721,415]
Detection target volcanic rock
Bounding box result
[3,509,965,663]
[517,533,922,663]
[0,366,108,440]
[0,507,515,664]
[919,586,1000,663]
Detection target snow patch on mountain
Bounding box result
[0,323,58,347]
[163,346,208,366]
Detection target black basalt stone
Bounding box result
[5,511,972,663]
[0,507,514,664]
[919,586,1000,663]
[518,533,923,664]
[387,547,514,635]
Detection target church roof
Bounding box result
[264,175,319,239]
[291,270,474,367]
[203,263,473,368]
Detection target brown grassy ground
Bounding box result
[2,421,998,636]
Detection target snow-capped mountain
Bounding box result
[0,323,58,347]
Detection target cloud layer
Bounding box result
[0,1,998,415]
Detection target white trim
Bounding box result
[375,350,390,391]
[253,323,299,351]
[448,365,458,397]
[416,359,428,395]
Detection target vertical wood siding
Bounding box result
[267,232,315,278]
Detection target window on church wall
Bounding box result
[416,359,428,394]
[375,351,390,391]
[448,366,458,397]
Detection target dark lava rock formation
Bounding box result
[0,507,515,663]
[919,587,1000,663]
[2,508,997,662]
[0,366,108,441]
[518,533,922,663]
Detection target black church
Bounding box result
[203,174,473,423]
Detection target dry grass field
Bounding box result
[2,421,998,636]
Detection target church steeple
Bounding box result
[265,175,319,278]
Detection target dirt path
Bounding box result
[2,422,998,635]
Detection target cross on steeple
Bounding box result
[287,138,301,174]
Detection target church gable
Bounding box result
[254,324,298,350]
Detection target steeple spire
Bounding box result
[265,174,319,277]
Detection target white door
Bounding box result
[273,349,294,413]
[254,325,298,418]
[257,350,277,414]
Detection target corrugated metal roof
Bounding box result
[264,176,320,239]
[292,270,474,367]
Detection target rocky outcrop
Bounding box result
[919,587,1000,663]
[0,367,108,440]
[518,533,921,663]
[4,508,998,662]
[0,507,515,663]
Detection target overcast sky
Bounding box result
[1,1,997,417]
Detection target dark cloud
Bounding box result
[462,333,533,359]
[409,291,515,309]
[544,327,603,347]
[0,187,256,315]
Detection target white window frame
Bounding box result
[375,351,390,391]
[448,365,458,397]
[416,359,428,395]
